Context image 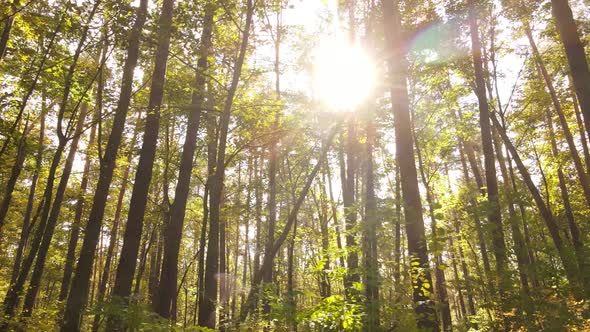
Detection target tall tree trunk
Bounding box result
[467,0,507,293]
[0,120,28,240]
[491,113,582,293]
[0,7,64,160]
[342,117,360,296]
[525,23,590,207]
[539,86,587,287]
[22,100,90,317]
[550,0,590,141]
[240,121,342,322]
[110,1,174,325]
[414,127,452,332]
[197,2,252,327]
[571,88,590,175]
[492,130,530,294]
[11,105,45,286]
[91,113,141,332]
[61,1,148,329]
[382,0,438,330]
[155,2,215,319]
[0,0,18,61]
[59,37,106,298]
[262,6,282,312]
[363,112,380,330]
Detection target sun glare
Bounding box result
[312,38,375,111]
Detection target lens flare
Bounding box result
[312,38,375,111]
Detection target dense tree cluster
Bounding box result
[0,0,589,331]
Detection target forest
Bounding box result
[1,0,590,331]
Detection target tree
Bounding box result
[61,1,149,329]
[109,0,174,326]
[382,0,438,330]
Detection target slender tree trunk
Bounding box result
[467,0,507,293]
[219,191,227,330]
[148,229,162,305]
[240,121,342,322]
[59,92,101,302]
[539,90,587,287]
[262,7,281,313]
[0,120,28,240]
[313,180,331,299]
[414,127,452,332]
[492,130,530,294]
[91,114,141,332]
[196,109,217,318]
[325,154,346,270]
[550,0,590,142]
[155,2,214,319]
[507,154,538,287]
[133,227,156,295]
[525,23,590,207]
[110,1,174,325]
[449,236,467,319]
[382,0,438,329]
[2,4,96,320]
[571,89,590,175]
[22,100,90,317]
[0,7,65,160]
[343,118,360,296]
[0,0,18,61]
[197,2,252,327]
[61,1,148,329]
[491,113,581,292]
[393,163,402,290]
[238,156,253,321]
[363,111,380,330]
[254,152,262,278]
[11,106,45,286]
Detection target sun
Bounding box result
[312,38,375,111]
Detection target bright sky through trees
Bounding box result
[312,38,375,110]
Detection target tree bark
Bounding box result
[0,120,28,240]
[0,6,64,160]
[525,23,590,208]
[0,0,18,61]
[197,2,252,327]
[22,100,90,317]
[11,105,45,286]
[61,1,148,329]
[110,0,174,324]
[240,120,342,322]
[467,0,507,290]
[156,2,215,320]
[492,130,530,294]
[382,0,438,329]
[550,0,590,142]
[491,113,581,293]
[91,113,141,332]
[363,111,380,330]
[414,131,452,332]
